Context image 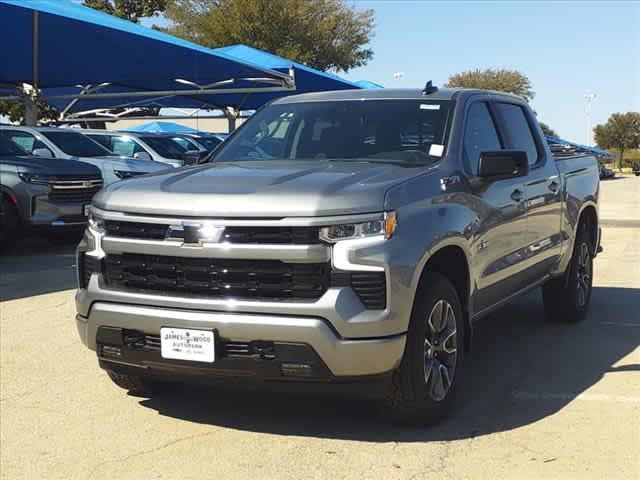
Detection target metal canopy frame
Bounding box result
[1,5,295,126]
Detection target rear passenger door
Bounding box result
[463,101,529,314]
[493,103,563,282]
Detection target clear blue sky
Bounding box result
[342,1,639,144]
[134,0,638,144]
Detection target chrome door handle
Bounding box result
[548,181,560,193]
[511,189,524,202]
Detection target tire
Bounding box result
[0,194,20,249]
[46,229,83,246]
[383,272,465,425]
[105,369,172,395]
[542,222,593,323]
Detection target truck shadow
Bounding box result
[0,236,77,301]
[139,286,640,442]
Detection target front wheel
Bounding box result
[383,272,464,425]
[542,223,593,323]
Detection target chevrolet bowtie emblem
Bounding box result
[166,223,225,244]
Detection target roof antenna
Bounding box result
[422,80,438,95]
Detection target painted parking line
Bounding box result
[513,392,640,404]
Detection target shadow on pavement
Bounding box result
[0,236,78,301]
[139,286,639,441]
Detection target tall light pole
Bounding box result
[584,92,596,146]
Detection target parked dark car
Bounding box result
[599,164,615,179]
[0,134,103,245]
[633,163,640,176]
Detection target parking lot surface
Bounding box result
[1,177,638,480]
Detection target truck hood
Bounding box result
[0,154,101,176]
[94,160,428,217]
[74,156,169,173]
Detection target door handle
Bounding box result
[510,189,524,202]
[548,181,560,193]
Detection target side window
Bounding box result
[111,137,145,157]
[463,103,502,175]
[6,131,37,152]
[495,103,539,166]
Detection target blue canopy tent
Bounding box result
[0,0,294,121]
[546,135,614,159]
[124,121,199,133]
[211,44,363,110]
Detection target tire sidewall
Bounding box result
[567,227,593,317]
[404,272,465,417]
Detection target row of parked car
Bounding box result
[0,125,225,246]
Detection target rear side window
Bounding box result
[463,103,502,175]
[495,103,539,166]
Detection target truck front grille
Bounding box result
[103,254,330,300]
[48,178,103,203]
[103,221,320,244]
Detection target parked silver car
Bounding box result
[0,127,169,184]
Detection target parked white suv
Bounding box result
[84,130,200,168]
[0,126,169,184]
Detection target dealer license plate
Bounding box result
[160,327,215,363]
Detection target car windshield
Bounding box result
[212,100,452,166]
[194,135,223,151]
[0,134,29,156]
[40,131,112,157]
[140,136,189,159]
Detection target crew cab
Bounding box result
[76,88,601,424]
[0,134,102,245]
[0,126,170,184]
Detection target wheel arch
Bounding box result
[412,239,473,351]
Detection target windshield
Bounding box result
[212,100,452,165]
[194,135,222,151]
[40,131,112,157]
[140,136,189,159]
[0,134,29,156]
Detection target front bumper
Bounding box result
[25,193,88,229]
[76,302,405,378]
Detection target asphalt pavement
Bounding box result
[1,176,638,480]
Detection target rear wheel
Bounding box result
[542,222,593,323]
[384,272,464,425]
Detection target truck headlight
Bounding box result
[114,170,145,179]
[17,172,54,185]
[87,209,105,233]
[320,211,397,243]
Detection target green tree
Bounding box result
[0,97,58,124]
[164,0,374,72]
[539,122,558,137]
[83,0,167,22]
[445,68,534,102]
[594,112,640,170]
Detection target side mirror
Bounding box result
[32,147,53,158]
[478,150,529,179]
[181,149,205,165]
[133,151,152,162]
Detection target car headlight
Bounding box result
[319,211,397,243]
[17,172,54,185]
[87,209,105,233]
[114,170,146,179]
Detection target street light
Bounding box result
[584,92,596,147]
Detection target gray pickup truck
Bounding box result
[76,87,601,424]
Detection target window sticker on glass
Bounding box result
[420,104,441,110]
[429,144,444,157]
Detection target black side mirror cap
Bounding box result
[478,150,529,179]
